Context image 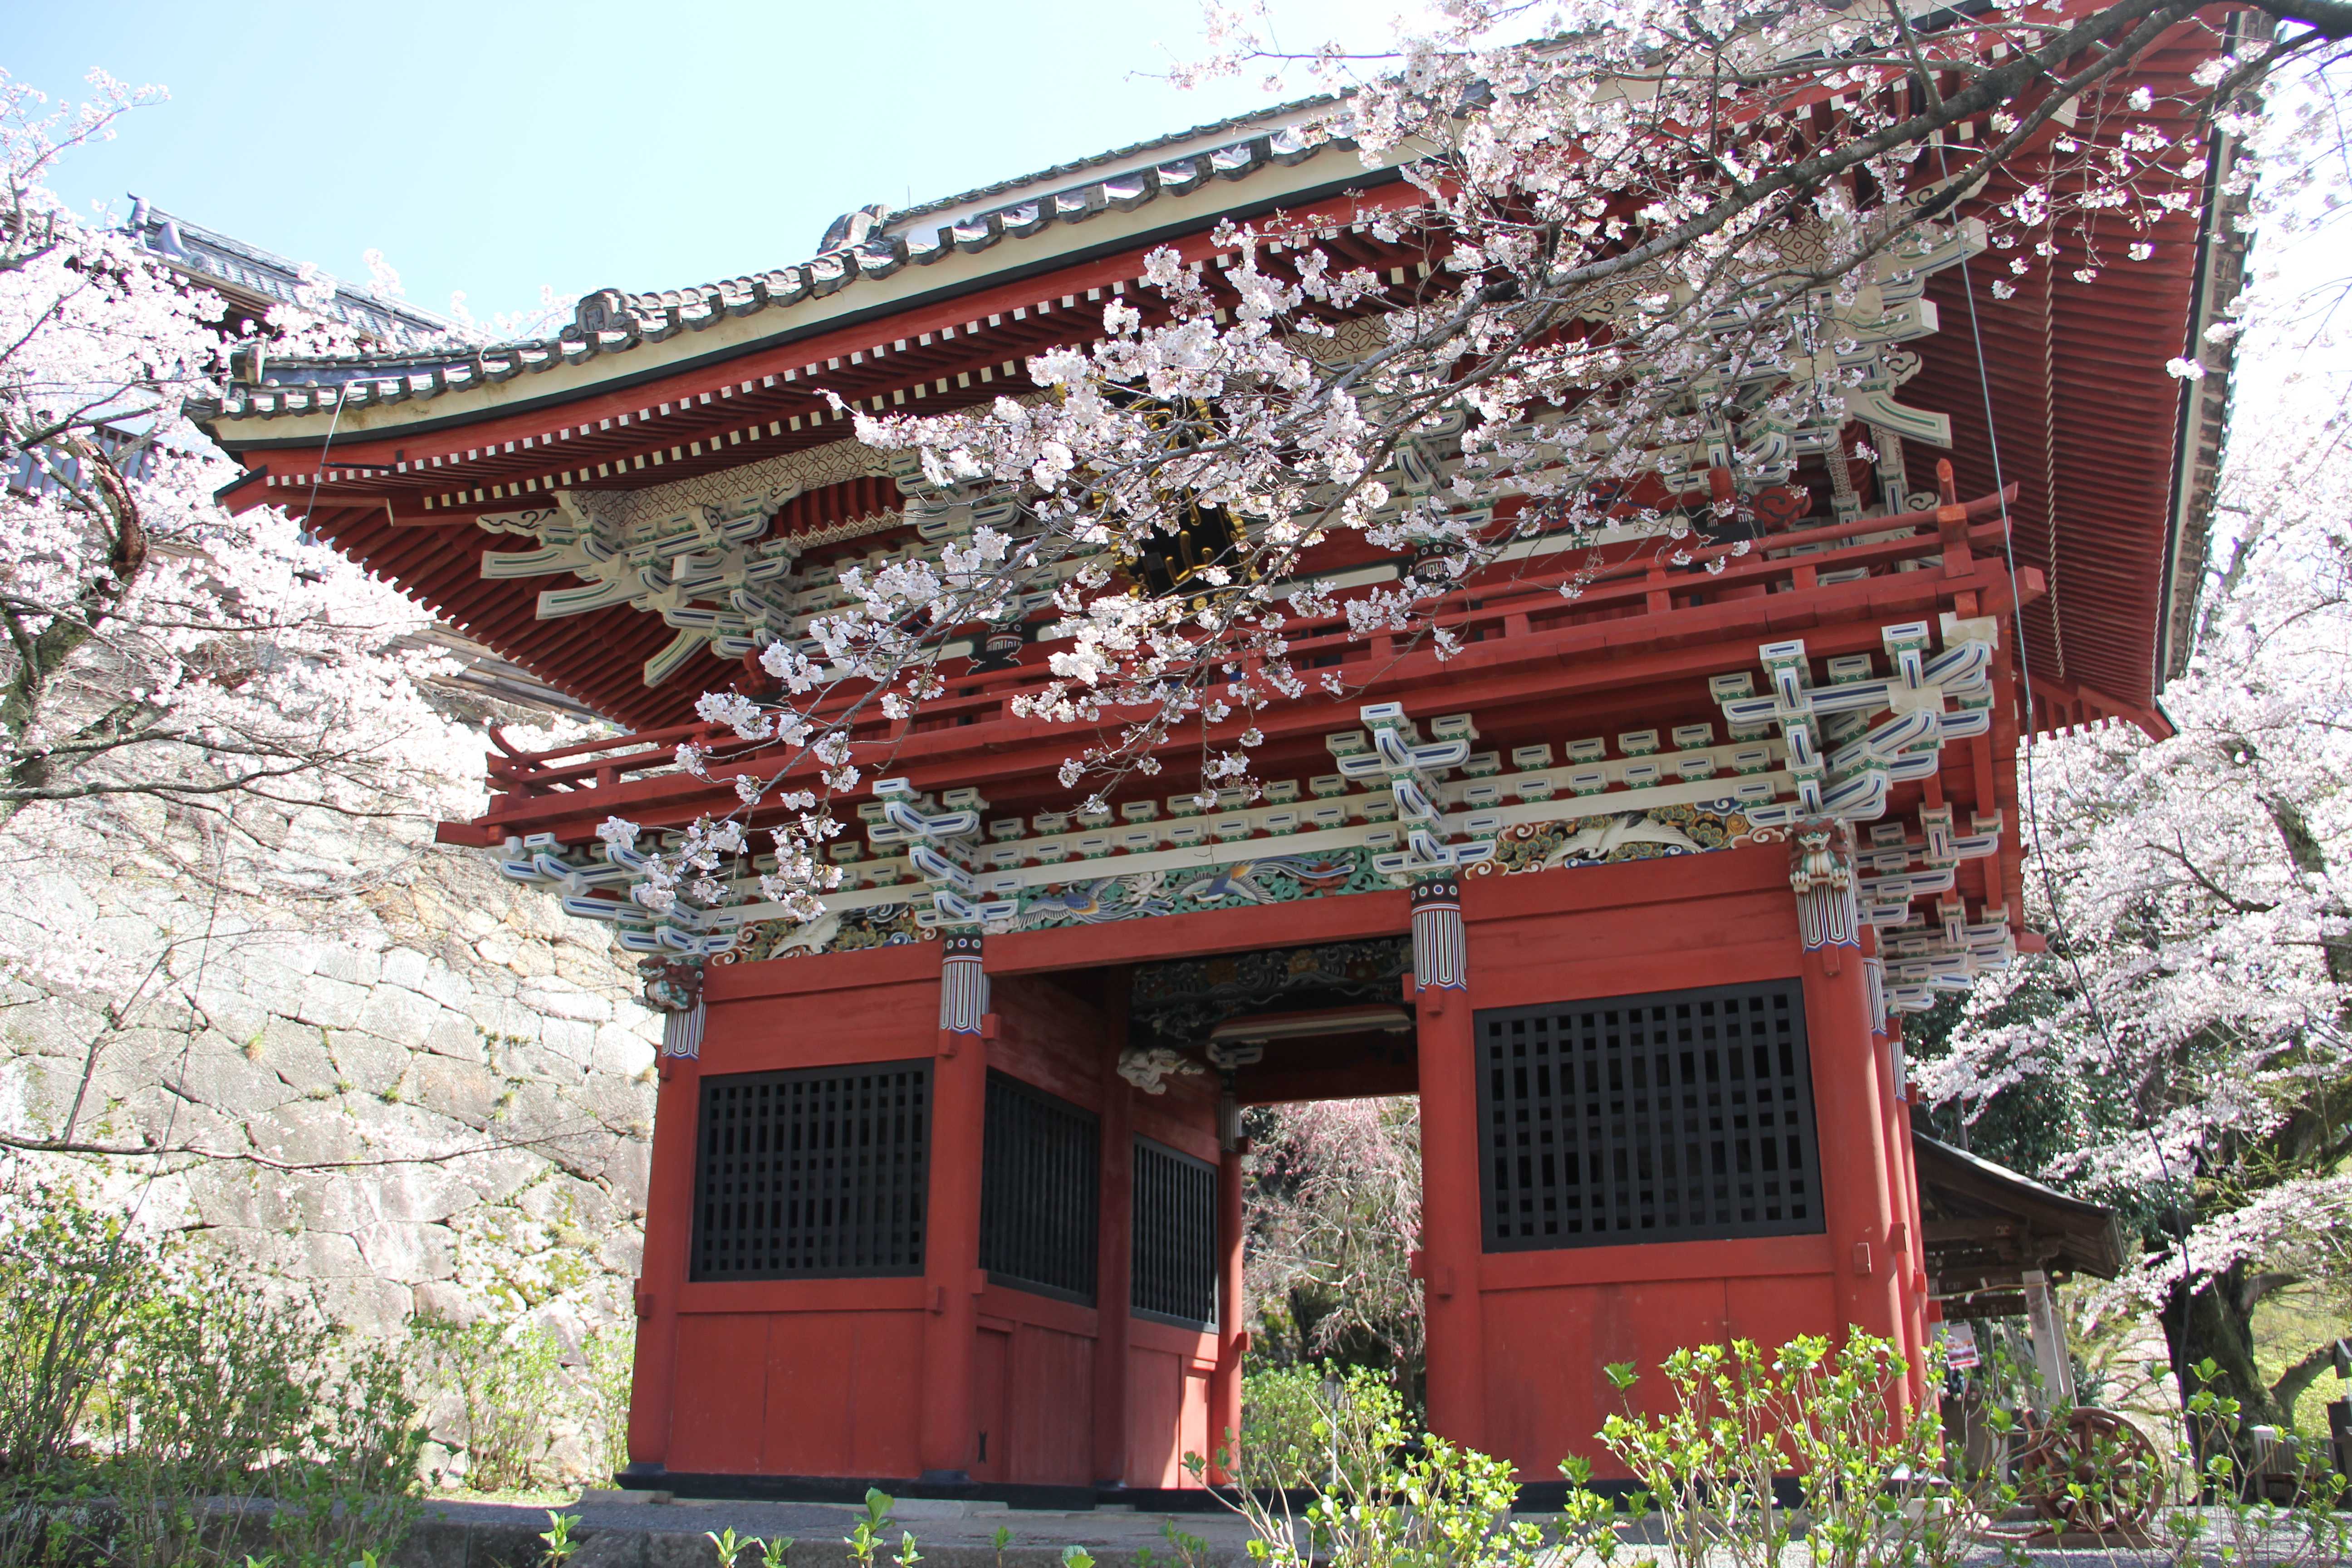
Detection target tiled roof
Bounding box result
[196,114,1348,423]
[124,199,458,351]
[884,92,1337,225]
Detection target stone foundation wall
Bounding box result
[0,823,662,1481]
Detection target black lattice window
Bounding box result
[691,1062,930,1280]
[1475,981,1822,1251]
[1131,1137,1218,1328]
[979,1073,1099,1303]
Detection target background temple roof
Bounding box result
[124,197,458,351]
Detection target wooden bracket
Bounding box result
[1852,1242,1875,1278]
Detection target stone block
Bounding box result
[464,994,540,1044]
[604,1141,653,1208]
[593,1225,646,1278]
[368,1160,478,1226]
[190,980,274,1051]
[553,945,625,990]
[292,972,369,1030]
[540,1016,600,1069]
[259,1021,338,1096]
[569,1076,654,1142]
[328,1030,409,1098]
[352,1217,454,1283]
[379,946,430,992]
[186,1169,298,1234]
[358,982,445,1045]
[228,931,318,978]
[310,941,384,989]
[253,1098,370,1168]
[409,1279,472,1323]
[567,1533,645,1568]
[590,1022,657,1078]
[317,1273,410,1337]
[522,983,613,1024]
[642,1532,712,1568]
[411,1055,501,1126]
[300,1229,368,1277]
[170,1045,291,1115]
[423,1010,488,1063]
[414,955,475,1011]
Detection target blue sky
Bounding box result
[10,0,1382,327]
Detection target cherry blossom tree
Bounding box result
[0,71,472,839]
[0,71,503,1158]
[623,0,2339,922]
[1913,403,2352,1431]
[1246,1098,1425,1396]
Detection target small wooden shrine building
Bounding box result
[197,20,2234,1498]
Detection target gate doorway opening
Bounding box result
[959,933,1424,1493]
[1129,936,1428,1440]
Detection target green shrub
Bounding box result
[0,1178,158,1479]
[412,1312,562,1492]
[1238,1362,1405,1490]
[585,1323,636,1482]
[1597,1334,1963,1568]
[0,1177,423,1568]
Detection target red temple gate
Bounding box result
[195,14,2232,1498]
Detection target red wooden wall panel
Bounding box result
[1125,1348,1184,1487]
[972,1328,1011,1482]
[987,974,1108,1110]
[668,1314,770,1473]
[1007,1325,1096,1485]
[701,976,937,1075]
[1726,1272,1838,1354]
[1123,1321,1216,1487]
[1180,1368,1214,1484]
[762,1312,926,1478]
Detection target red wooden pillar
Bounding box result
[1207,1133,1246,1484]
[1792,835,1906,1353]
[920,935,989,1482]
[1411,876,1487,1454]
[627,1008,703,1475]
[1877,998,1931,1402]
[1093,986,1134,1488]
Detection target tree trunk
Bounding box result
[2159,1259,2285,1479]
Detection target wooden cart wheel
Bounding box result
[2016,1407,2165,1535]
